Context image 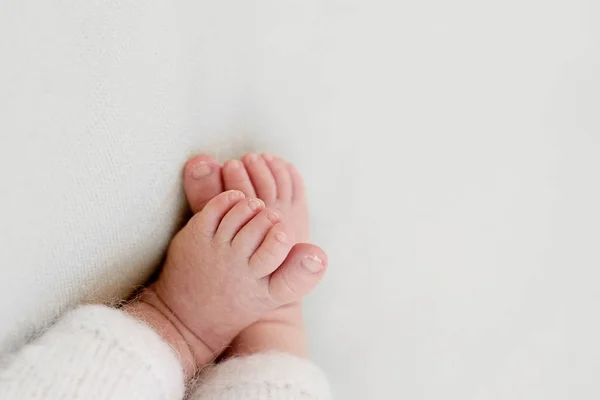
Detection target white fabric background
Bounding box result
[1,1,599,398]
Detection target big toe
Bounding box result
[184,155,224,213]
[268,243,328,305]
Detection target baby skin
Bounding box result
[125,153,325,380]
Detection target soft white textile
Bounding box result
[0,305,330,400]
[0,305,185,400]
[193,353,331,400]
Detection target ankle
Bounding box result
[229,323,308,358]
[226,302,308,359]
[123,288,215,380]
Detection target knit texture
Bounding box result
[0,305,185,400]
[191,352,332,400]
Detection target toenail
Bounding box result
[300,255,323,273]
[267,211,280,223]
[262,153,274,161]
[227,190,245,201]
[228,159,242,169]
[275,231,287,243]
[191,161,212,179]
[246,153,259,162]
[248,198,263,211]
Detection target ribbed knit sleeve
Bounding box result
[0,305,184,400]
[190,352,331,400]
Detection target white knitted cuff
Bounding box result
[0,305,184,400]
[191,352,331,400]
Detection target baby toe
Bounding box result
[242,153,277,204]
[223,159,257,198]
[249,223,294,277]
[267,243,327,305]
[262,154,292,202]
[183,155,224,213]
[288,162,306,203]
[214,197,265,242]
[189,190,246,237]
[231,207,282,256]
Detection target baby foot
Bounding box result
[129,188,327,379]
[183,153,317,359]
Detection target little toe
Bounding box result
[183,155,224,213]
[231,207,282,256]
[267,243,327,305]
[215,197,265,242]
[263,154,292,201]
[288,162,306,202]
[223,159,257,198]
[249,223,294,277]
[242,153,277,204]
[189,190,246,237]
